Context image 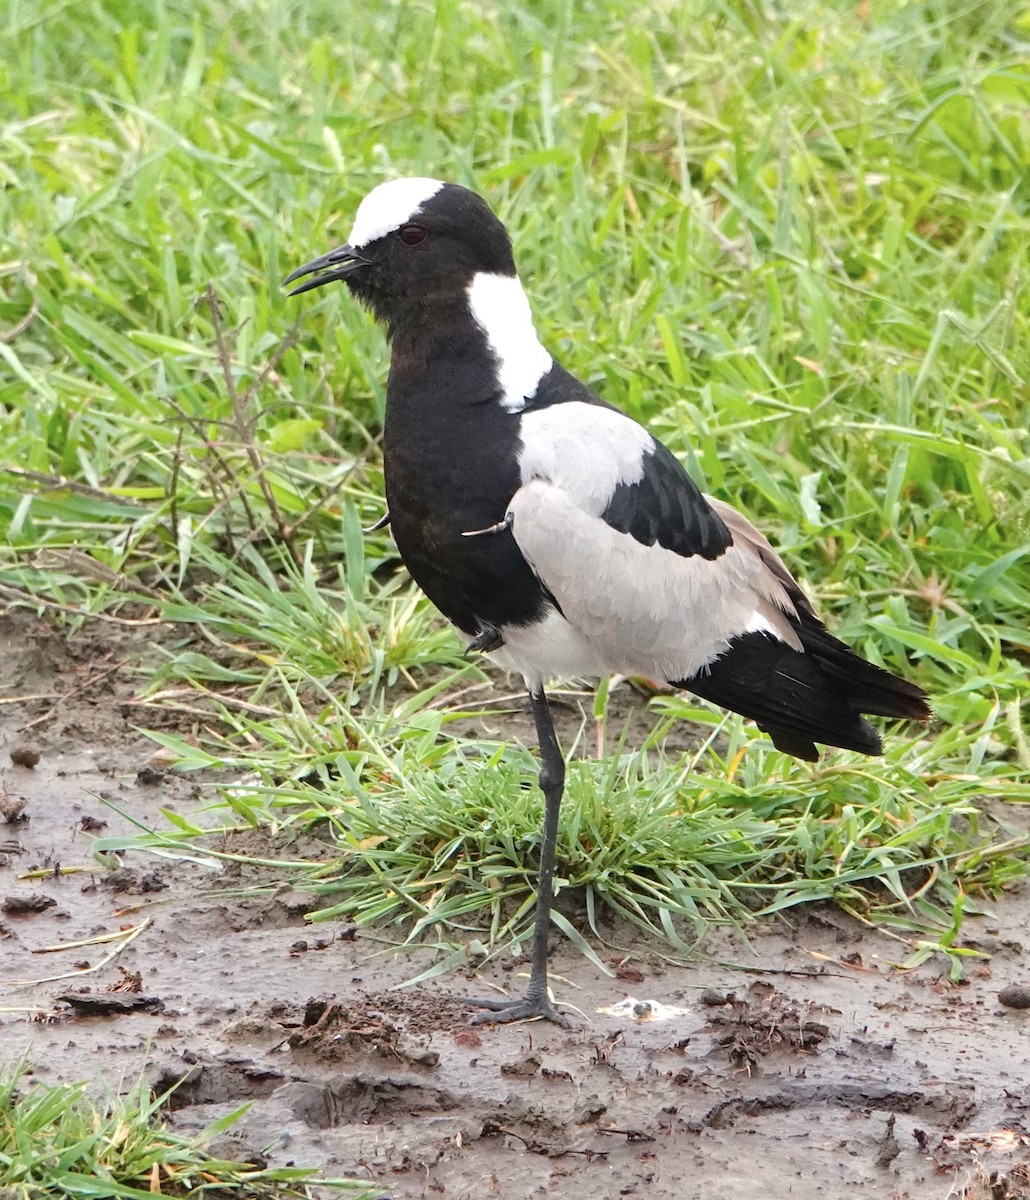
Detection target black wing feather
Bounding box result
[526,363,732,561]
[602,441,732,561]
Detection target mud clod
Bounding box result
[874,1114,901,1168]
[998,984,1030,1009]
[275,889,315,917]
[100,867,139,893]
[848,1034,896,1059]
[501,1052,542,1078]
[100,866,166,893]
[574,1098,608,1125]
[9,743,41,769]
[700,988,731,1007]
[0,795,29,822]
[56,992,165,1016]
[3,892,56,915]
[291,998,441,1068]
[705,987,831,1062]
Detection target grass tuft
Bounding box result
[0,1064,376,1200]
[93,685,1030,980]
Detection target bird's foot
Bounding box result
[467,989,572,1028]
[466,623,505,656]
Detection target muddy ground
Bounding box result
[2,612,1029,1199]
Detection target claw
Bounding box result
[466,624,505,656]
[363,510,391,533]
[461,512,513,538]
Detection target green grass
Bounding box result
[0,1065,376,1199]
[92,677,1030,985]
[2,0,1029,976]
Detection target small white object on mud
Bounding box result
[597,996,692,1021]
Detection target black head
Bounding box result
[285,178,517,333]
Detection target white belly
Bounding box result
[486,608,612,692]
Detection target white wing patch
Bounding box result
[745,612,778,636]
[506,480,801,684]
[466,272,553,413]
[347,177,444,249]
[518,402,653,516]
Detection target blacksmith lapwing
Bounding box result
[286,178,931,1026]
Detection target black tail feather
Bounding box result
[795,620,932,721]
[677,626,930,762]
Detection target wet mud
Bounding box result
[2,612,1029,1199]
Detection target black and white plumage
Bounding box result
[287,178,931,1025]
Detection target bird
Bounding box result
[286,177,931,1027]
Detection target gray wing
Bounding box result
[507,480,806,684]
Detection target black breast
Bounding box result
[383,360,550,637]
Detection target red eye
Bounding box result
[398,224,427,246]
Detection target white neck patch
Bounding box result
[347,177,445,249]
[467,272,553,413]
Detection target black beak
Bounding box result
[284,244,371,296]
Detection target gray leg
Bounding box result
[468,689,571,1027]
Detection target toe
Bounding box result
[467,994,571,1028]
